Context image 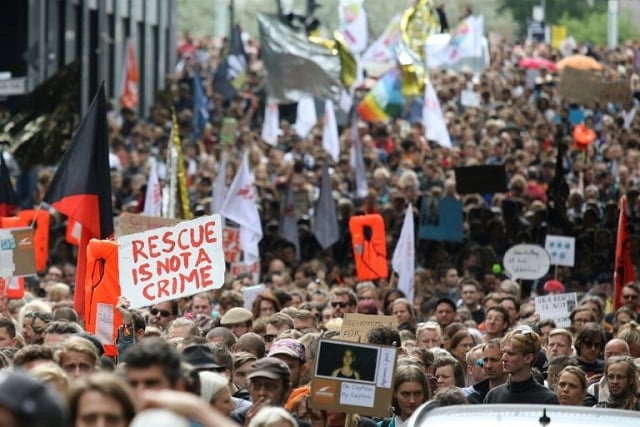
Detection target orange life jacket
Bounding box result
[17,209,50,273]
[348,214,389,281]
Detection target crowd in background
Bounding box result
[3,17,640,427]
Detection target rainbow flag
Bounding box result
[356,69,404,122]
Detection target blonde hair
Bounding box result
[17,300,52,335]
[47,283,71,303]
[29,361,70,394]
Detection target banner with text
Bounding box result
[118,214,225,308]
[535,292,577,328]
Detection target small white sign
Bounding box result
[460,90,480,108]
[340,382,375,407]
[0,77,27,96]
[545,235,575,267]
[503,244,551,281]
[535,292,578,328]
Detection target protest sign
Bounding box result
[230,260,260,283]
[419,197,464,242]
[339,313,397,343]
[545,235,575,267]
[220,117,237,145]
[535,292,578,328]
[310,339,397,417]
[600,80,632,105]
[503,244,550,281]
[0,228,36,278]
[116,213,180,237]
[558,68,599,105]
[118,214,225,309]
[242,284,265,311]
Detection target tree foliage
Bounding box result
[498,0,606,35]
[559,10,640,45]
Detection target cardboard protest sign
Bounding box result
[535,292,577,328]
[0,228,36,278]
[545,235,575,267]
[558,68,599,105]
[339,313,397,343]
[419,197,464,242]
[116,213,180,237]
[600,80,632,105]
[118,214,225,309]
[220,117,238,145]
[503,244,550,281]
[310,339,397,417]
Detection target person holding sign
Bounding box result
[331,348,361,380]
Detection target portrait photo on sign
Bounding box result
[315,340,378,383]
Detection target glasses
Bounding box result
[264,334,277,343]
[582,341,603,349]
[26,312,52,323]
[331,302,348,308]
[150,308,171,317]
[622,294,638,300]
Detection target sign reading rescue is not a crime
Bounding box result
[118,214,225,309]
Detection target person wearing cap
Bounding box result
[230,357,311,427]
[220,307,253,337]
[544,280,565,295]
[182,344,226,373]
[0,369,68,427]
[268,338,307,388]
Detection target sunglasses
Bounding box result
[331,302,348,308]
[263,334,277,343]
[150,308,171,317]
[26,312,53,323]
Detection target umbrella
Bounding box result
[556,54,603,71]
[518,57,557,71]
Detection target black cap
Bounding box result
[0,370,68,427]
[182,345,224,371]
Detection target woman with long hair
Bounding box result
[377,363,431,427]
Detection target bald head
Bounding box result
[604,338,630,360]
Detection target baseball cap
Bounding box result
[268,339,306,363]
[0,370,68,427]
[181,345,224,371]
[543,280,565,294]
[220,307,253,326]
[248,357,290,380]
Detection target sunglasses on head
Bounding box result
[331,302,348,308]
[150,308,171,317]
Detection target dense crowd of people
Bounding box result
[3,9,640,426]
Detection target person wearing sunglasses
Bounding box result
[484,327,559,404]
[148,301,177,330]
[329,288,356,319]
[23,311,53,345]
[574,322,606,382]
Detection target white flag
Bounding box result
[361,14,401,63]
[339,0,368,54]
[143,161,162,216]
[423,81,452,148]
[322,100,340,162]
[279,179,300,260]
[392,204,415,304]
[261,101,280,146]
[294,96,317,138]
[210,151,227,214]
[350,121,368,198]
[220,153,263,261]
[426,15,484,69]
[313,165,339,249]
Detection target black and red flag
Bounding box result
[43,83,113,318]
[613,195,635,310]
[0,153,18,217]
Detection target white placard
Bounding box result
[377,348,395,388]
[545,235,576,267]
[242,284,266,311]
[503,244,551,281]
[340,382,376,407]
[535,292,578,328]
[460,90,480,108]
[118,214,225,309]
[95,303,114,345]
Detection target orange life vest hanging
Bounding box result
[348,214,389,281]
[84,239,121,357]
[17,209,50,273]
[0,216,28,298]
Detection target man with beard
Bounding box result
[595,356,640,410]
